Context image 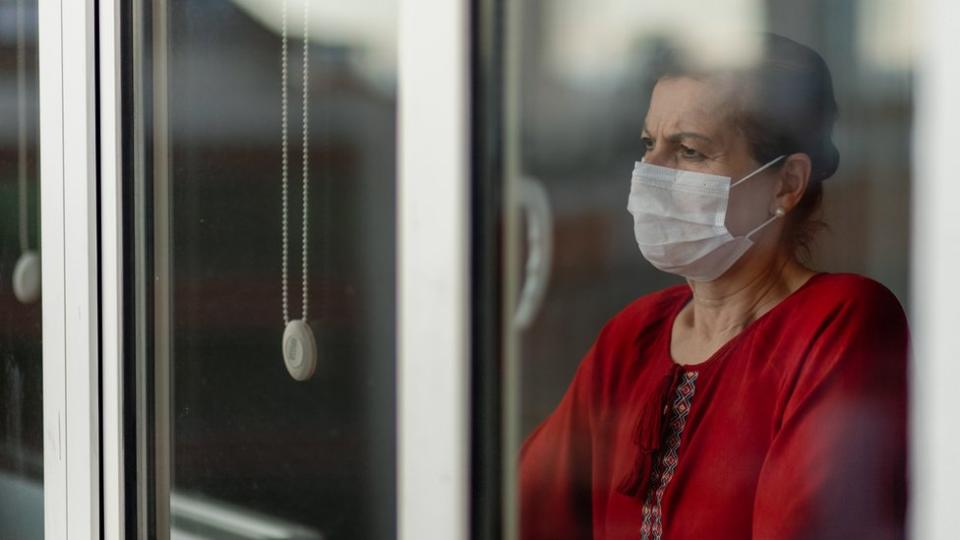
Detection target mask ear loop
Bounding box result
[730,155,786,188]
[745,207,787,239]
[732,155,787,241]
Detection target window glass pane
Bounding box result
[0,0,42,537]
[506,1,913,537]
[127,1,397,537]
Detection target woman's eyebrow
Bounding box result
[641,124,714,144]
[665,131,714,144]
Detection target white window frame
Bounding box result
[910,1,960,538]
[98,0,126,536]
[397,0,472,538]
[38,0,101,538]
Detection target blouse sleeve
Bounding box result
[519,345,598,540]
[752,283,909,540]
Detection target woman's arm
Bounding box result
[752,283,909,540]
[519,345,598,540]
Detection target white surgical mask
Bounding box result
[627,156,785,282]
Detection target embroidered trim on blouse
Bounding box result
[640,371,698,540]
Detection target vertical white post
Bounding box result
[38,0,66,535]
[397,0,471,538]
[99,0,125,537]
[910,1,960,538]
[39,0,101,538]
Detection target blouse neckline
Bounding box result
[659,271,828,374]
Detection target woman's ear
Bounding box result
[775,153,812,213]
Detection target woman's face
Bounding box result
[642,76,781,237]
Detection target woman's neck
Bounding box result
[681,250,814,340]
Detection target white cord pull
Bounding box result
[281,0,317,381]
[13,251,40,304]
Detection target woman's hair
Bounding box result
[653,33,839,260]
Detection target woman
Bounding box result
[519,34,908,540]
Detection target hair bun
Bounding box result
[810,135,840,183]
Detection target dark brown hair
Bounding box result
[654,33,839,259]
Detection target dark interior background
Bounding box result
[0,0,42,486]
[163,2,396,538]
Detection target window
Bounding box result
[492,2,915,538]
[10,0,960,538]
[123,0,398,537]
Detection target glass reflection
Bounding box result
[511,1,912,538]
[0,0,43,538]
[140,0,397,537]
[514,0,912,447]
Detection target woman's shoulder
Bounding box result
[594,284,690,346]
[800,272,906,322]
[595,273,906,347]
[590,273,906,360]
[778,273,909,408]
[578,285,689,392]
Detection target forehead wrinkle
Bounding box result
[645,118,723,149]
[645,108,726,143]
[645,77,741,149]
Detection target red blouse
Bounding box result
[519,273,908,540]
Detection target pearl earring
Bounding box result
[774,207,786,217]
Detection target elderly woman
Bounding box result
[519,34,908,540]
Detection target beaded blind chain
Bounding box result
[281,0,310,326]
[280,0,318,381]
[17,0,28,255]
[12,0,40,305]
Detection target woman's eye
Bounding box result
[641,137,655,151]
[680,144,704,160]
